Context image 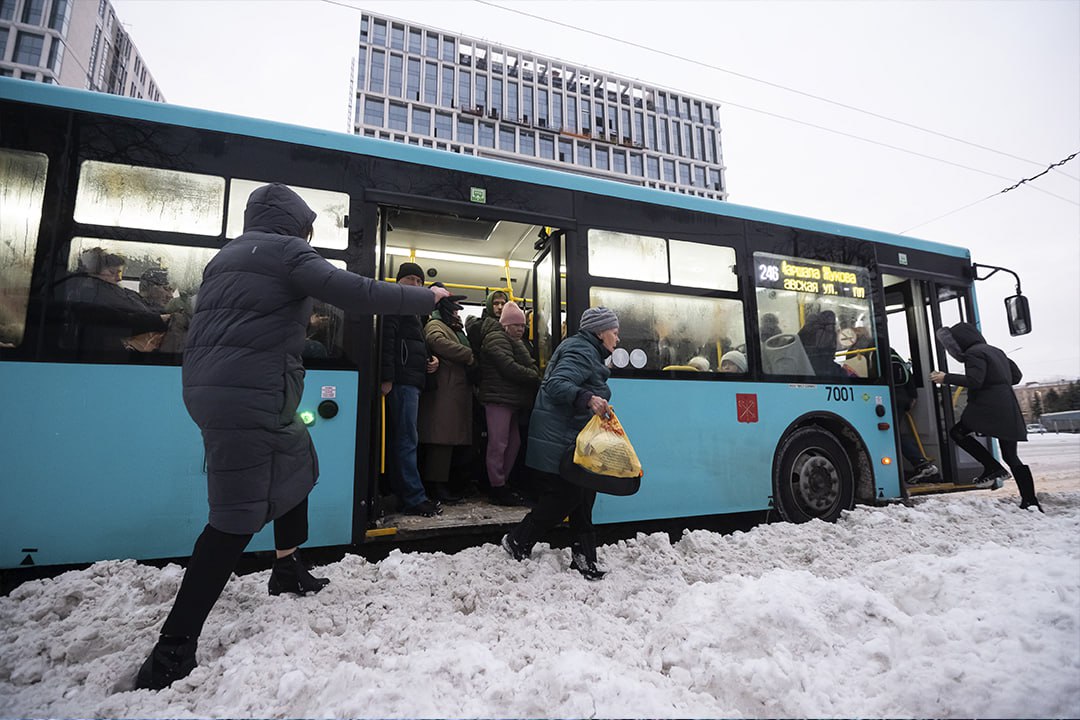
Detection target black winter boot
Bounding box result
[135,634,197,691]
[1013,465,1044,512]
[268,551,330,596]
[570,534,606,581]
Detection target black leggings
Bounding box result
[510,470,596,550]
[160,498,308,638]
[948,420,1023,475]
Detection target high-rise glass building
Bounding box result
[1,0,163,101]
[353,11,726,200]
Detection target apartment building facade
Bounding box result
[1,0,162,101]
[353,11,726,200]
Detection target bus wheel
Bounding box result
[773,426,855,523]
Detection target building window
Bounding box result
[519,130,535,156]
[408,27,421,54]
[435,111,452,139]
[364,97,385,126]
[425,32,438,58]
[539,134,554,159]
[21,0,45,25]
[581,98,590,131]
[424,61,438,104]
[694,166,706,188]
[46,35,63,71]
[1,0,15,20]
[566,96,577,132]
[388,102,407,131]
[405,56,420,100]
[360,17,368,41]
[457,117,474,144]
[478,122,495,147]
[620,108,631,140]
[499,126,515,151]
[683,123,694,159]
[458,69,471,109]
[442,36,454,61]
[13,32,45,65]
[576,142,591,166]
[595,147,609,170]
[709,169,723,192]
[390,23,404,50]
[372,19,386,46]
[646,156,660,179]
[663,158,675,182]
[475,74,487,109]
[523,85,533,123]
[412,107,430,135]
[558,138,573,163]
[630,153,643,176]
[356,48,366,91]
[612,150,627,174]
[553,92,563,131]
[369,49,385,93]
[507,82,518,122]
[48,0,71,33]
[491,76,503,118]
[538,88,549,126]
[388,54,403,97]
[440,65,454,107]
[679,162,691,185]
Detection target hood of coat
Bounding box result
[484,289,509,317]
[242,183,317,238]
[936,322,986,362]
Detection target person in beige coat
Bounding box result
[419,294,476,503]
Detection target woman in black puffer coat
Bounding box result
[135,184,443,691]
[931,322,1040,511]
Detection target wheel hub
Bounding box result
[794,451,840,512]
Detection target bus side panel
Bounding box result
[593,379,902,524]
[0,363,358,569]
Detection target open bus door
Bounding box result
[531,228,565,369]
[883,276,989,490]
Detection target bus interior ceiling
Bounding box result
[381,208,545,309]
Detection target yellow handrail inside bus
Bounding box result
[905,411,932,460]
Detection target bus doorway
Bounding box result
[366,203,562,540]
[884,275,987,491]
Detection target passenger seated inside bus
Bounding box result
[719,350,747,373]
[56,247,170,356]
[798,311,847,377]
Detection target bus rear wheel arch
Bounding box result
[772,424,858,523]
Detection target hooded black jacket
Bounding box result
[182,183,434,534]
[939,322,1027,442]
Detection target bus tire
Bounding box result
[772,425,855,523]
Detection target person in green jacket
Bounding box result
[502,306,620,580]
[479,301,540,505]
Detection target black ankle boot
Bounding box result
[570,535,606,581]
[268,551,330,596]
[135,634,197,691]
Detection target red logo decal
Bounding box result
[737,393,758,423]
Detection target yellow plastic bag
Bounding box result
[573,408,643,479]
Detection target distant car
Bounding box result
[1026,423,1048,434]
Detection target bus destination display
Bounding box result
[754,252,869,299]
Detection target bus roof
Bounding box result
[2,79,968,259]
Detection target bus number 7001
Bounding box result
[826,386,853,402]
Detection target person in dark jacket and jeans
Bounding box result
[134,184,446,691]
[502,306,620,580]
[930,322,1040,510]
[381,262,442,516]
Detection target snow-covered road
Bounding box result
[2,434,1078,718]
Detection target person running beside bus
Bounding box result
[502,306,620,580]
[381,262,443,517]
[134,183,446,691]
[930,322,1040,511]
[479,301,540,506]
[419,287,475,505]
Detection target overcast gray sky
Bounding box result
[112,0,1080,381]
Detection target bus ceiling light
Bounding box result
[300,410,316,426]
[385,246,532,269]
[881,456,893,465]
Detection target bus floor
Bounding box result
[369,496,529,541]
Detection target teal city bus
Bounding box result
[0,79,1030,570]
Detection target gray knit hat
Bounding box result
[579,306,619,334]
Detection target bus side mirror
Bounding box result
[1005,294,1031,336]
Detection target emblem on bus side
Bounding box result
[736,393,758,423]
[470,187,487,204]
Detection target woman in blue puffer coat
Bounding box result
[502,307,620,580]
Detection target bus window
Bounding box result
[668,240,737,291]
[587,229,668,283]
[754,252,879,380]
[589,286,745,373]
[227,179,349,250]
[74,161,225,236]
[0,149,47,349]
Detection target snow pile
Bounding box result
[1,491,1078,718]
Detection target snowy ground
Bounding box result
[2,434,1078,718]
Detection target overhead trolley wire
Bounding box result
[901,151,1080,234]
